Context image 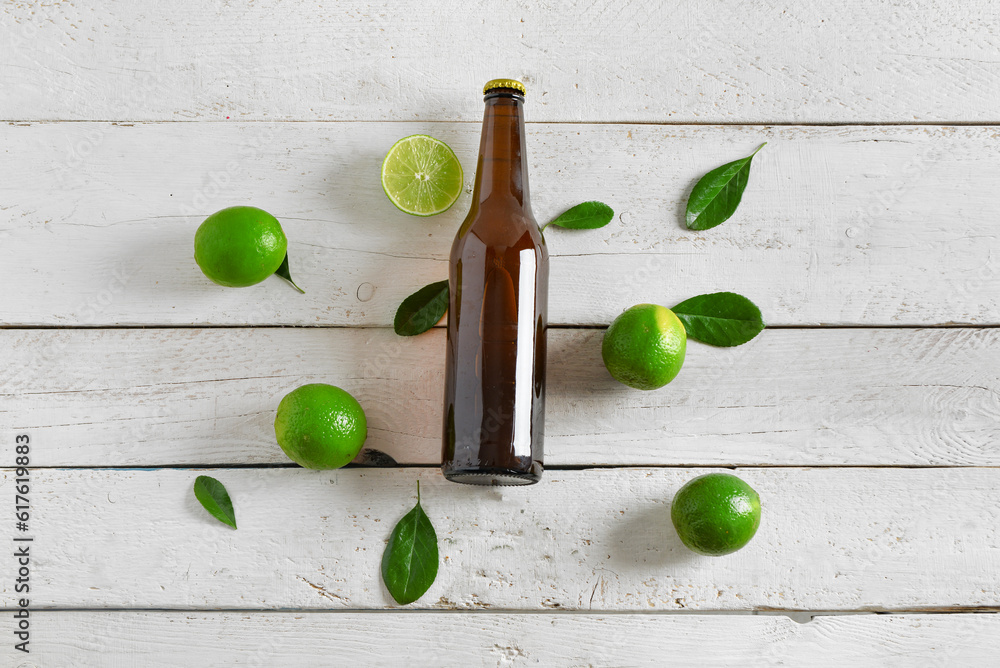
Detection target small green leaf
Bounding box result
[381,481,438,605]
[672,292,765,347]
[541,201,614,232]
[274,252,305,293]
[394,280,449,336]
[356,448,399,467]
[193,475,237,529]
[685,143,766,231]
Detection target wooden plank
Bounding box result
[3,467,997,611]
[2,123,997,327]
[7,327,997,467]
[3,1,1000,123]
[9,326,999,467]
[3,611,997,667]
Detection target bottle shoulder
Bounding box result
[454,204,544,247]
[452,218,547,260]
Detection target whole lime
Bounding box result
[671,473,761,556]
[274,384,368,470]
[602,304,686,390]
[194,206,287,287]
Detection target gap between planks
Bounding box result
[7,120,1000,127]
[1,324,999,330]
[17,464,1000,471]
[18,607,1000,617]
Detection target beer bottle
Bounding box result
[442,79,548,485]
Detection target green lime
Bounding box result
[671,473,761,556]
[601,304,687,390]
[381,135,464,216]
[274,384,368,470]
[194,206,287,287]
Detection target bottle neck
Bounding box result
[470,92,530,211]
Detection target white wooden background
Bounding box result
[2,1,999,666]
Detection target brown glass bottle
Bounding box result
[442,79,548,486]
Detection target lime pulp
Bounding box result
[381,135,464,216]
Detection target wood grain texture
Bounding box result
[3,467,997,611]
[2,122,998,327]
[3,1,1000,123]
[4,0,998,658]
[3,611,997,667]
[5,327,998,467]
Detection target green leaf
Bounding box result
[193,475,237,529]
[381,481,438,605]
[672,292,765,347]
[541,201,614,232]
[394,280,449,336]
[356,448,399,467]
[685,143,766,231]
[275,252,305,293]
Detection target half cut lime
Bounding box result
[381,135,464,216]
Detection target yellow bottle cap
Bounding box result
[483,78,526,95]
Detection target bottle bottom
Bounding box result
[443,466,542,486]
